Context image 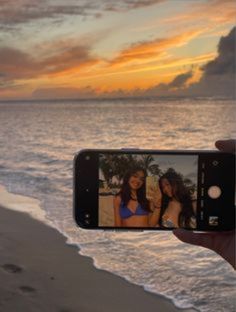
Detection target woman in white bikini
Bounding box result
[158,169,196,229]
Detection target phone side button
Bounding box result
[102,228,143,232]
[103,230,116,232]
[113,229,144,232]
[121,148,140,151]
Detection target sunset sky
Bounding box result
[0,0,235,99]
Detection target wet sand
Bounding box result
[0,204,197,312]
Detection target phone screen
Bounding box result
[74,150,235,231]
[98,153,198,229]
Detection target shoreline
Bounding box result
[0,204,197,312]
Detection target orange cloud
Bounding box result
[45,59,101,78]
[51,51,215,94]
[109,29,204,68]
[0,21,231,100]
[0,40,215,98]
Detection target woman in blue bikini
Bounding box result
[113,167,161,227]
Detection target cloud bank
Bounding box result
[0,43,97,82]
[0,18,235,100]
[0,0,164,30]
[142,26,236,98]
[31,27,236,100]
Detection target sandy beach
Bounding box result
[0,204,198,312]
[99,195,114,226]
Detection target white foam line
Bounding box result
[0,185,199,312]
[0,184,49,223]
[78,248,199,312]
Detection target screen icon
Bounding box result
[212,160,219,166]
[209,216,219,226]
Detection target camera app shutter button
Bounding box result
[208,186,221,199]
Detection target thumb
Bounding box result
[215,139,235,153]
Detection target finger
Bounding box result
[173,229,213,249]
[215,139,236,154]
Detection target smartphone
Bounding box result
[74,149,235,231]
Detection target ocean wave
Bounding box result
[1,99,235,312]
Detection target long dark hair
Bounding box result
[117,167,150,212]
[159,169,195,228]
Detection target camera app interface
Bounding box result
[98,153,198,229]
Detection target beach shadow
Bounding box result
[19,285,36,293]
[1,263,23,273]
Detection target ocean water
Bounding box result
[0,98,235,312]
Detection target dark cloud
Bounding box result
[103,0,164,11]
[143,26,236,98]
[32,86,96,99]
[185,74,235,97]
[185,26,236,97]
[169,71,193,88]
[0,1,94,29]
[0,47,37,80]
[0,43,96,86]
[201,27,235,75]
[0,0,164,30]
[140,71,193,96]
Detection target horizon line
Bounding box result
[0,95,235,103]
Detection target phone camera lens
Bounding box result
[85,155,90,161]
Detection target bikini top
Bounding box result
[161,215,196,228]
[161,215,176,228]
[120,201,149,219]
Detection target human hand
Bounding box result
[173,139,235,269]
[149,185,162,209]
